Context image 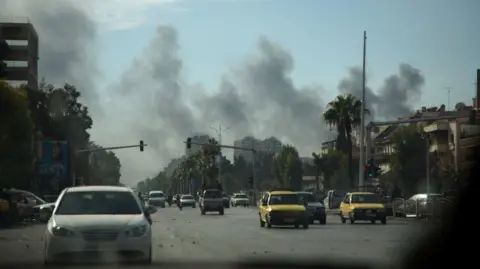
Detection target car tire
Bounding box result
[371,220,376,224]
[201,209,205,215]
[259,215,265,227]
[219,209,224,215]
[381,218,387,225]
[340,212,346,224]
[349,213,355,224]
[294,224,299,228]
[319,217,326,225]
[192,205,196,208]
[303,223,309,229]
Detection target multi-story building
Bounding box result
[321,139,336,155]
[233,136,282,163]
[0,17,39,92]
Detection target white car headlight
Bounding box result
[124,225,148,237]
[50,226,76,237]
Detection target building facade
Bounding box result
[0,17,39,91]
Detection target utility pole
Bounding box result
[443,87,451,110]
[359,30,367,190]
[209,124,231,185]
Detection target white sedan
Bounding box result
[44,185,156,264]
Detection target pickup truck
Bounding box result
[199,189,224,215]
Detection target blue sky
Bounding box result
[99,0,479,109]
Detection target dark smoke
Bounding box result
[2,1,425,183]
[339,64,425,121]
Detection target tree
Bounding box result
[272,145,303,190]
[88,142,122,185]
[389,125,427,197]
[323,94,367,188]
[311,153,323,191]
[0,81,35,189]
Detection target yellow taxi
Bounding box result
[339,192,387,224]
[258,188,309,229]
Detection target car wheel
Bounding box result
[219,209,224,215]
[259,216,265,227]
[303,223,309,229]
[294,224,299,228]
[348,213,355,224]
[201,210,205,215]
[381,218,387,225]
[371,220,376,224]
[192,205,196,208]
[319,217,326,225]
[340,212,346,224]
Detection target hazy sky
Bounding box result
[2,0,479,185]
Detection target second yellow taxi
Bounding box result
[258,188,310,229]
[339,192,387,224]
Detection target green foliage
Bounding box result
[87,142,122,185]
[389,125,427,197]
[323,94,367,188]
[0,82,35,189]
[272,145,303,190]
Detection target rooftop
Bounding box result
[66,185,131,192]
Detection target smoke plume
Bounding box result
[2,1,425,183]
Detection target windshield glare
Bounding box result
[351,194,382,204]
[181,195,193,199]
[269,194,300,205]
[55,191,142,215]
[149,193,164,198]
[236,194,247,199]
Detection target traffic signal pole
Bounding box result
[73,141,147,186]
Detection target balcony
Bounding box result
[424,122,449,133]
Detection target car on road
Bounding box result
[199,189,224,215]
[147,190,166,208]
[258,188,309,229]
[339,192,387,224]
[44,185,157,264]
[179,194,196,208]
[231,193,250,207]
[296,191,326,225]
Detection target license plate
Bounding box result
[284,218,295,223]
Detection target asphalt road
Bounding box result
[0,206,429,265]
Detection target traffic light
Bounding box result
[139,140,144,152]
[365,158,375,178]
[186,137,192,149]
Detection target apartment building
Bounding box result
[233,136,282,163]
[0,17,39,92]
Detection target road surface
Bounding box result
[0,206,428,264]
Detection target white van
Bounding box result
[148,191,166,208]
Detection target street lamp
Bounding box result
[209,124,231,185]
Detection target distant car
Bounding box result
[339,192,386,224]
[231,193,250,207]
[44,185,156,264]
[200,189,224,215]
[296,191,326,225]
[180,194,196,208]
[148,191,166,207]
[258,188,309,229]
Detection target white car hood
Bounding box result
[149,197,165,200]
[181,199,195,202]
[52,215,144,230]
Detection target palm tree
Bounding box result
[323,94,367,188]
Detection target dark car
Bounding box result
[297,191,327,225]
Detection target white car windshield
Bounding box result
[181,195,193,199]
[235,194,247,199]
[55,191,142,215]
